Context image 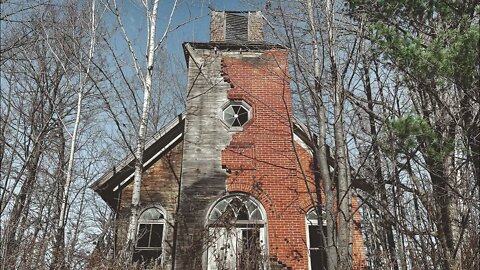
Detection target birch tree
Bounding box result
[106,0,178,259]
[322,1,353,267]
[51,0,99,268]
[305,0,339,268]
[1,1,108,268]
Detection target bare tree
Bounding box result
[264,0,368,268]
[1,1,107,268]
[347,1,479,269]
[50,0,99,268]
[105,0,178,260]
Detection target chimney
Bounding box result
[210,11,264,43]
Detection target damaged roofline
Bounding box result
[183,42,287,51]
[182,42,288,67]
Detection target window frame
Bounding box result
[220,100,252,130]
[206,194,268,270]
[136,206,166,251]
[305,208,327,270]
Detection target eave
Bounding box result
[90,114,185,209]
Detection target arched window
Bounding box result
[306,208,327,270]
[134,207,165,262]
[207,195,267,270]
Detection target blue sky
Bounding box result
[101,0,266,127]
[112,0,265,63]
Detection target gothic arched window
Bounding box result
[207,195,267,270]
[134,207,165,262]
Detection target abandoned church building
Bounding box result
[91,10,366,270]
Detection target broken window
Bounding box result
[306,209,328,270]
[134,207,165,262]
[207,195,266,270]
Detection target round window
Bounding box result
[223,102,251,127]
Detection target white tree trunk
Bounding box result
[53,1,97,267]
[125,0,160,252]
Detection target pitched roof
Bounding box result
[90,114,185,208]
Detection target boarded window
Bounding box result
[225,13,248,42]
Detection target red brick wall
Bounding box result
[352,197,366,269]
[221,49,308,269]
[221,49,365,269]
[295,143,366,269]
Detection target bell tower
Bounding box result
[174,9,309,269]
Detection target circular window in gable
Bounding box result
[222,101,251,128]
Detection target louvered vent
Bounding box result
[225,13,248,42]
[210,10,263,42]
